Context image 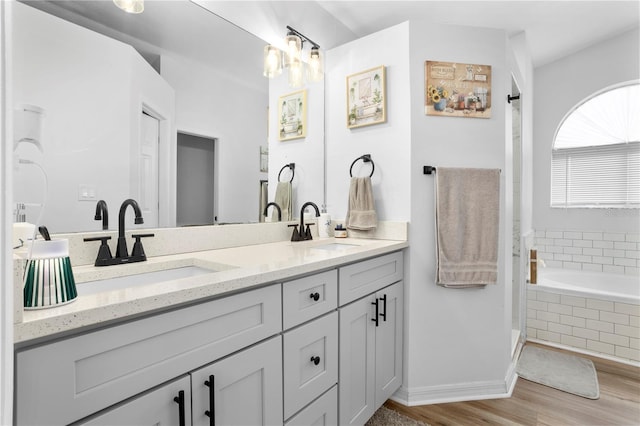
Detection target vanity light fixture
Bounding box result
[263,25,323,86]
[113,0,144,14]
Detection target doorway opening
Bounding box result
[176,132,216,227]
[511,76,523,356]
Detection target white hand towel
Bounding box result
[346,177,377,230]
[435,167,500,287]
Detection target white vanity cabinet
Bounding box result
[338,252,404,426]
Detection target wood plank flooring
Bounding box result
[385,343,640,425]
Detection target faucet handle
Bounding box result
[84,236,113,266]
[288,224,302,242]
[304,223,315,240]
[131,233,154,258]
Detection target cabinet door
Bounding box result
[374,281,404,407]
[338,294,376,426]
[78,376,191,426]
[191,336,283,426]
[285,385,337,426]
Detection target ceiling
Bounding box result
[22,0,640,72]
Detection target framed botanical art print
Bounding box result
[425,61,492,118]
[347,65,386,129]
[278,90,307,141]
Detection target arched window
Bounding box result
[551,81,640,208]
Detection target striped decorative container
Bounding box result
[23,239,77,309]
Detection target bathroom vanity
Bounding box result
[13,233,406,425]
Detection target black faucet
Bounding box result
[264,202,282,221]
[297,201,320,241]
[94,200,109,230]
[116,199,144,258]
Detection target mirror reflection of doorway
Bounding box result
[176,133,215,227]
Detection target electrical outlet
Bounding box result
[78,184,96,201]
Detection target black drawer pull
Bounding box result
[173,390,186,426]
[204,375,215,426]
[309,292,320,301]
[310,356,321,365]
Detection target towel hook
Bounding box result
[349,154,375,178]
[278,163,295,183]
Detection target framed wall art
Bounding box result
[425,61,492,118]
[278,89,307,141]
[347,65,386,129]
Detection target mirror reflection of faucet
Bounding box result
[94,200,109,230]
[84,198,154,266]
[264,202,282,222]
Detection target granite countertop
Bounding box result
[15,237,407,344]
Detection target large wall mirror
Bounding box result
[12,0,325,234]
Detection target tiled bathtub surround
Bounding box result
[534,230,640,276]
[527,287,640,363]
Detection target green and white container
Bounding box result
[23,239,77,309]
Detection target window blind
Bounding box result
[551,141,640,208]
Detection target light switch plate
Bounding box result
[78,184,96,201]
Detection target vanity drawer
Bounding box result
[283,269,338,329]
[283,311,338,419]
[285,385,337,426]
[15,284,281,426]
[338,251,403,306]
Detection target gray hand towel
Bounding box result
[273,181,292,221]
[346,177,377,230]
[435,167,500,287]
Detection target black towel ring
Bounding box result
[278,163,295,183]
[349,154,375,178]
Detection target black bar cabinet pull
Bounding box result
[310,356,321,365]
[379,294,387,321]
[173,390,186,426]
[310,292,320,301]
[371,299,379,327]
[204,375,215,426]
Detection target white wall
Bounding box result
[12,3,174,233]
[325,22,412,222]
[406,22,511,403]
[267,69,325,218]
[161,54,268,224]
[533,28,640,234]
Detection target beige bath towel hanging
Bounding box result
[273,181,292,221]
[346,177,377,230]
[435,167,500,287]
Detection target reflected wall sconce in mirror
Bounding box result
[263,25,323,87]
[113,0,144,14]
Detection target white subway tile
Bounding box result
[593,240,614,249]
[586,319,614,332]
[548,303,572,315]
[526,327,537,339]
[583,263,603,272]
[604,233,625,242]
[573,327,599,340]
[528,319,548,330]
[625,234,640,243]
[529,300,548,311]
[600,311,629,325]
[615,241,637,251]
[563,261,582,270]
[615,324,640,339]
[586,298,614,312]
[537,291,561,303]
[587,340,615,355]
[538,330,561,343]
[562,335,587,349]
[626,250,640,259]
[564,231,583,239]
[630,315,640,328]
[555,253,572,262]
[604,249,625,258]
[603,265,625,274]
[574,240,593,248]
[555,239,573,247]
[615,257,636,267]
[562,294,586,307]
[561,314,586,328]
[527,308,537,319]
[615,303,640,316]
[574,307,600,320]
[545,260,563,268]
[549,322,572,335]
[583,232,603,241]
[527,290,537,301]
[539,252,555,260]
[536,238,554,246]
[600,332,629,347]
[630,337,639,350]
[547,246,564,254]
[546,231,563,239]
[538,311,560,323]
[573,254,592,263]
[615,346,640,362]
[583,248,603,256]
[563,246,582,255]
[592,256,613,265]
[624,266,640,276]
[535,230,546,238]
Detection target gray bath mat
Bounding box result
[366,406,428,426]
[516,345,599,399]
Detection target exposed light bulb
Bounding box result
[288,59,304,88]
[284,33,302,66]
[263,45,282,78]
[113,0,144,14]
[307,47,323,82]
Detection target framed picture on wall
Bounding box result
[346,65,386,129]
[425,61,492,118]
[278,90,307,141]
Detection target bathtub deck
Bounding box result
[385,342,640,425]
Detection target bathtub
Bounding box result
[527,268,640,364]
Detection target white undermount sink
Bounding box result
[76,263,222,295]
[312,243,360,251]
